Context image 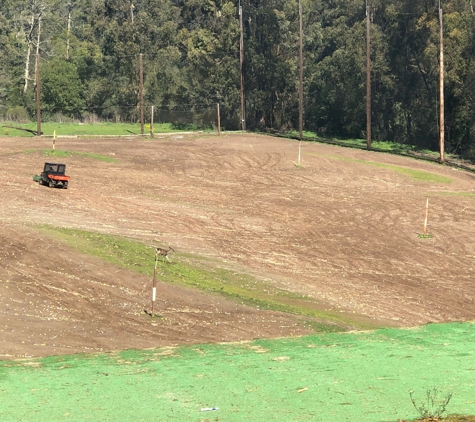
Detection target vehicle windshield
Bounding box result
[44,164,65,174]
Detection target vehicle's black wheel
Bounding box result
[49,180,54,188]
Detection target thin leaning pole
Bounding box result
[151,250,158,317]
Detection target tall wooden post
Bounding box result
[439,3,445,163]
[150,105,154,137]
[298,0,303,142]
[366,1,371,150]
[139,53,144,135]
[36,53,41,136]
[217,103,221,136]
[239,2,246,131]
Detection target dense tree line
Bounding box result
[0,0,474,156]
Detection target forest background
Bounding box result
[1,0,475,158]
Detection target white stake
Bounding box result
[423,198,429,235]
[151,253,158,317]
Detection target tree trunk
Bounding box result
[34,16,42,88]
[23,15,35,94]
[66,8,72,59]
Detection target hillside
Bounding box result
[1,133,475,359]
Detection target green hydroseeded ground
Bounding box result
[1,322,475,421]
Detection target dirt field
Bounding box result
[1,133,475,360]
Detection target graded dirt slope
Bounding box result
[0,223,316,359]
[1,133,475,359]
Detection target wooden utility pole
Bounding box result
[150,105,154,137]
[298,0,303,141]
[36,53,41,136]
[239,2,246,131]
[217,103,221,136]
[139,53,144,135]
[366,0,371,150]
[439,1,445,163]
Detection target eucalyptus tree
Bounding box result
[0,12,13,111]
[437,3,475,154]
[304,0,368,137]
[173,0,240,127]
[135,0,182,111]
[86,0,183,121]
[374,0,475,151]
[240,0,300,130]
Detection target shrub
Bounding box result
[409,387,453,420]
[5,106,30,122]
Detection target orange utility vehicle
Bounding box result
[38,162,70,189]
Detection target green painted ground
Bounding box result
[1,322,475,421]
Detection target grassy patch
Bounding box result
[35,225,376,332]
[309,153,452,183]
[417,233,433,239]
[22,149,116,162]
[429,191,475,199]
[1,122,201,137]
[283,131,440,157]
[376,164,452,183]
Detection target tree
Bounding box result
[41,58,85,117]
[241,0,300,130]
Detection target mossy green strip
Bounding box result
[21,149,117,162]
[35,225,375,331]
[429,191,475,198]
[309,153,452,183]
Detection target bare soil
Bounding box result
[1,133,475,359]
